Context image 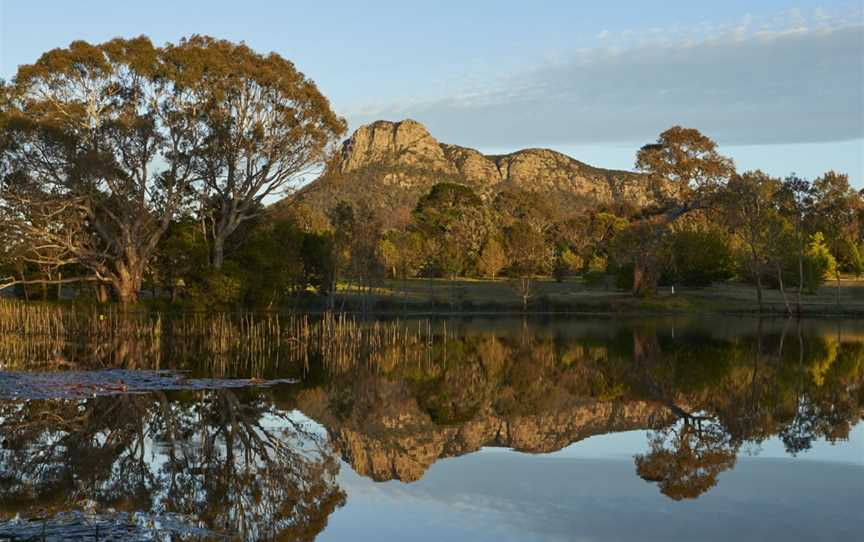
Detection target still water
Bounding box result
[0,316,861,541]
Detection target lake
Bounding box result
[0,316,861,541]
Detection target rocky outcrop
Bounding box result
[280,119,655,227]
[339,119,456,176]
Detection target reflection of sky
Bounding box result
[321,427,864,542]
[527,424,864,465]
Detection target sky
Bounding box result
[1,0,863,186]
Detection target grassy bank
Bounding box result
[329,275,864,316]
[4,275,864,317]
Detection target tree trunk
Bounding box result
[796,241,803,315]
[96,283,110,304]
[112,262,143,307]
[115,281,140,307]
[836,269,841,307]
[212,235,226,270]
[632,258,658,296]
[750,247,763,312]
[520,277,531,311]
[777,266,792,316]
[755,270,764,312]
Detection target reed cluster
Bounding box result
[0,301,447,373]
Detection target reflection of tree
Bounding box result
[635,417,738,500]
[630,321,864,500]
[0,389,344,541]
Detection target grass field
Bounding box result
[335,274,864,316]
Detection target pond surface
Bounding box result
[0,316,862,541]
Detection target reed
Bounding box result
[0,300,445,373]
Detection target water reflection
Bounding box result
[0,317,861,540]
[0,388,344,541]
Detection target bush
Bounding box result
[803,232,837,293]
[553,249,583,282]
[665,229,735,287]
[205,268,245,306]
[614,263,634,291]
[836,238,863,277]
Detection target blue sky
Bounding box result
[1,0,862,186]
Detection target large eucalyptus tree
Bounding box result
[164,36,346,268]
[629,126,735,295]
[0,37,201,304]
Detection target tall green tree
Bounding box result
[412,183,490,278]
[151,217,209,302]
[721,171,782,311]
[232,218,307,307]
[776,175,813,313]
[809,171,863,301]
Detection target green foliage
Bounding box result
[151,218,210,294]
[836,238,863,276]
[583,269,609,288]
[232,220,307,306]
[412,183,483,233]
[665,229,735,287]
[553,248,583,281]
[477,238,507,279]
[493,188,555,231]
[302,233,337,295]
[412,183,490,277]
[153,216,338,307]
[164,35,346,268]
[201,266,245,306]
[803,232,837,293]
[614,263,635,291]
[379,230,425,279]
[504,221,552,276]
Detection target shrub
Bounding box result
[614,263,635,291]
[665,230,735,287]
[803,232,837,293]
[836,238,863,277]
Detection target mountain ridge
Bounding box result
[280,119,657,227]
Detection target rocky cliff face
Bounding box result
[283,119,654,227]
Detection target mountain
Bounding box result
[279,119,656,227]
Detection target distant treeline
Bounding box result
[1,38,861,312]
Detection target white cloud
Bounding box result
[345,7,864,148]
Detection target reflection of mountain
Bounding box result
[293,320,864,494]
[298,376,673,482]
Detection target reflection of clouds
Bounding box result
[324,451,864,542]
[346,9,863,148]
